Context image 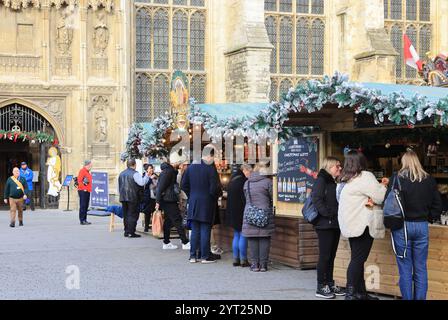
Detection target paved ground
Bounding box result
[0,209,388,300]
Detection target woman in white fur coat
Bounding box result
[337,150,388,300]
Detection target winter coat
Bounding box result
[211,163,223,225]
[312,169,339,230]
[181,160,219,224]
[338,171,387,239]
[226,170,247,231]
[77,167,92,193]
[19,168,34,191]
[242,172,275,238]
[156,163,178,206]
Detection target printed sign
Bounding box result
[90,172,109,208]
[277,136,319,203]
[62,175,73,187]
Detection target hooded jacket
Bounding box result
[156,162,178,204]
[311,169,339,230]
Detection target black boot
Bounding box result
[316,283,335,299]
[344,286,361,300]
[233,258,241,267]
[240,260,250,268]
[19,221,23,227]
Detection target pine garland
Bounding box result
[0,130,58,146]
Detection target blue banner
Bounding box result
[90,172,109,208]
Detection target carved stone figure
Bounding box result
[92,10,109,57]
[94,105,107,142]
[56,8,74,56]
[47,147,62,197]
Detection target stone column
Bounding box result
[338,0,398,83]
[224,0,273,103]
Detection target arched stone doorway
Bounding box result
[0,102,62,209]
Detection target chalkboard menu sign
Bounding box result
[277,136,319,203]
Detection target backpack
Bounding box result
[302,194,319,224]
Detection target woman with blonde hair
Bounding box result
[387,150,442,300]
[312,156,344,299]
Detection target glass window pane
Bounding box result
[154,0,168,4]
[265,0,277,11]
[311,0,324,14]
[297,0,309,14]
[311,19,324,75]
[390,0,402,19]
[420,0,430,21]
[384,0,388,19]
[191,0,205,6]
[406,0,417,20]
[279,79,293,101]
[174,0,187,5]
[269,78,278,102]
[296,18,309,74]
[136,73,151,122]
[419,25,431,58]
[136,9,151,69]
[190,12,205,71]
[153,10,169,69]
[153,74,170,118]
[390,25,403,78]
[265,16,277,73]
[279,0,292,12]
[135,0,150,2]
[279,17,293,74]
[191,75,206,103]
[406,25,417,78]
[173,11,188,70]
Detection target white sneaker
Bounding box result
[211,246,224,255]
[162,243,178,250]
[189,258,197,263]
[182,242,191,250]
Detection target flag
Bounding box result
[403,33,423,71]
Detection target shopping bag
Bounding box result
[151,210,164,237]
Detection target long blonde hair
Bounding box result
[321,156,340,174]
[399,150,428,182]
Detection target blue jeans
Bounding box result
[232,230,248,260]
[190,221,212,260]
[392,221,429,300]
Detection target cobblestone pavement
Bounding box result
[0,209,389,300]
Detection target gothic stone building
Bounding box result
[0,0,447,208]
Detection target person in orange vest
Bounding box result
[77,160,93,225]
[4,167,28,227]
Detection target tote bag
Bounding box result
[151,210,164,238]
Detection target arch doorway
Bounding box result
[0,103,61,209]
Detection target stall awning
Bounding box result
[360,82,448,103]
[195,103,270,121]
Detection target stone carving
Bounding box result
[91,96,109,143]
[33,99,64,125]
[56,7,74,56]
[92,10,109,57]
[50,0,78,10]
[0,0,40,10]
[88,0,113,12]
[0,55,40,74]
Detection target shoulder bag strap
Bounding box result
[247,181,253,205]
[11,176,25,193]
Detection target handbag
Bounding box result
[383,175,408,258]
[151,210,164,238]
[302,193,319,224]
[243,181,270,228]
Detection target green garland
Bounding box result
[0,130,58,145]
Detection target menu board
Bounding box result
[277,136,319,203]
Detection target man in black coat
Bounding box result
[118,159,150,238]
[156,160,190,250]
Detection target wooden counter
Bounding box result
[334,224,448,300]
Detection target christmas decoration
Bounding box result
[0,130,58,145]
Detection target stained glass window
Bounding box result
[265,0,277,11]
[419,25,431,58]
[136,73,151,122]
[311,0,324,14]
[269,79,278,102]
[420,0,430,21]
[279,17,293,74]
[279,79,293,101]
[191,75,206,103]
[174,0,187,5]
[296,18,309,74]
[173,11,188,70]
[311,19,324,75]
[390,25,403,78]
[279,0,292,12]
[391,0,402,19]
[190,12,205,71]
[154,0,168,4]
[136,9,151,69]
[153,74,170,118]
[191,0,205,6]
[405,25,417,78]
[384,0,389,19]
[266,16,277,73]
[406,0,417,20]
[297,0,309,13]
[153,9,169,69]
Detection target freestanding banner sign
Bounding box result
[90,172,109,208]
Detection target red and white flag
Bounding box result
[403,33,423,71]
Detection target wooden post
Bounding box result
[39,143,46,209]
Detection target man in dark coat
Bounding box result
[226,165,248,266]
[156,160,190,250]
[118,159,149,238]
[181,152,219,263]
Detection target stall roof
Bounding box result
[360,82,448,103]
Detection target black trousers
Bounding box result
[316,228,341,285]
[122,201,140,235]
[347,227,374,293]
[248,237,271,265]
[143,199,156,229]
[78,191,90,223]
[162,202,188,245]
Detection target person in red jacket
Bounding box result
[77,160,93,225]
